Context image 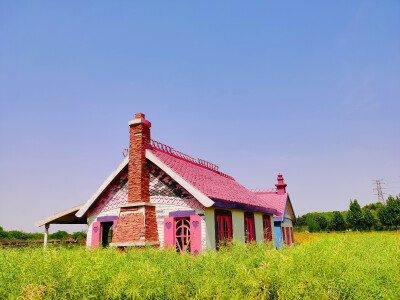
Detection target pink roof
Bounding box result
[254,193,288,220]
[149,149,276,213]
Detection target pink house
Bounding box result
[252,176,297,248]
[36,113,296,252]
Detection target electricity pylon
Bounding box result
[372,179,387,204]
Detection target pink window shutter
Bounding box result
[164,217,175,248]
[282,226,286,245]
[190,215,202,255]
[91,221,101,248]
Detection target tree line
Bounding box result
[0,226,86,241]
[296,194,400,232]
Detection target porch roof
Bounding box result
[35,204,86,227]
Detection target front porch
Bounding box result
[35,204,86,249]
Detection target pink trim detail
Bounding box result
[150,196,205,210]
[113,219,118,234]
[164,217,175,248]
[190,215,202,254]
[91,221,101,248]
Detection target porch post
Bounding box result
[44,223,49,249]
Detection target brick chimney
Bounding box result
[275,174,287,195]
[111,113,159,247]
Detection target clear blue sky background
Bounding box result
[1,1,399,233]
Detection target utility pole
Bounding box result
[372,179,387,204]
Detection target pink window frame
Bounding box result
[263,215,272,242]
[244,212,256,243]
[215,210,233,249]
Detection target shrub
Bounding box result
[7,231,29,240]
[71,231,87,240]
[49,231,69,240]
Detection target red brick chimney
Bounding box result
[275,174,287,195]
[112,113,159,247]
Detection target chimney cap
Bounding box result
[135,113,146,119]
[275,173,287,194]
[129,113,151,127]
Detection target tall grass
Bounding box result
[0,232,399,299]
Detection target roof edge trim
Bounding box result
[76,156,129,218]
[212,199,280,216]
[146,150,214,207]
[35,204,84,227]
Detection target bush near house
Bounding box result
[0,232,399,299]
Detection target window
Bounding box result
[215,210,232,249]
[263,215,272,242]
[175,217,191,253]
[282,226,286,245]
[244,212,256,243]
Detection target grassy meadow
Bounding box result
[0,232,399,299]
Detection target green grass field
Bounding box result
[1,232,399,299]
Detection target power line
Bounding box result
[372,179,387,204]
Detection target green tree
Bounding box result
[363,202,383,212]
[7,231,29,240]
[347,200,364,231]
[306,215,321,232]
[363,209,376,230]
[378,205,393,228]
[315,215,328,231]
[0,226,7,239]
[386,195,400,230]
[330,211,346,231]
[296,215,307,227]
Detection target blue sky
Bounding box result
[0,1,399,233]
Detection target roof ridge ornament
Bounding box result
[148,139,234,180]
[249,188,277,193]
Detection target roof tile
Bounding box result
[150,149,271,209]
